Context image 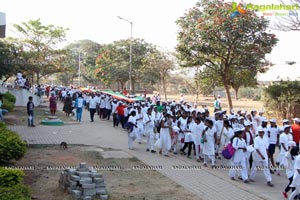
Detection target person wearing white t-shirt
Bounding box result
[250,127,274,187]
[111,99,118,127]
[290,154,300,200]
[267,119,280,173]
[192,117,205,162]
[143,108,156,153]
[89,93,97,122]
[180,116,194,158]
[75,94,84,122]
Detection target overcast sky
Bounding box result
[1,0,299,65]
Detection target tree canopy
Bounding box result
[176,0,278,109]
[13,19,68,84]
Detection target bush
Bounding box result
[2,98,14,111]
[3,92,16,104]
[264,80,300,119]
[0,124,27,165]
[0,167,31,200]
[0,184,31,200]
[0,167,25,187]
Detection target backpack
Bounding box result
[222,143,236,159]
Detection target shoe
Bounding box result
[31,125,36,127]
[282,192,288,198]
[138,142,142,144]
[238,177,243,181]
[173,152,178,155]
[230,177,236,180]
[187,156,192,159]
[267,182,274,187]
[151,150,156,153]
[203,163,208,167]
[196,159,200,162]
[243,179,250,183]
[164,155,169,157]
[249,179,255,182]
[146,149,149,152]
[270,170,274,174]
[159,150,162,155]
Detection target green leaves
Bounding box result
[176,0,278,109]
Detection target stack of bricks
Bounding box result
[59,162,108,200]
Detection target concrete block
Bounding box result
[95,182,106,187]
[65,168,77,175]
[79,178,93,184]
[82,188,96,196]
[100,194,109,200]
[93,178,104,184]
[90,172,103,178]
[88,167,97,173]
[81,183,95,189]
[96,188,107,195]
[70,180,78,186]
[80,162,87,169]
[81,196,92,200]
[77,172,91,178]
[71,190,81,199]
[71,175,80,181]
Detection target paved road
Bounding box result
[9,103,288,200]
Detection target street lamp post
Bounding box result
[78,50,81,88]
[117,16,133,94]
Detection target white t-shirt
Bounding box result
[280,133,290,155]
[192,122,204,145]
[76,98,84,108]
[143,114,154,133]
[268,126,280,144]
[89,97,97,109]
[184,122,194,142]
[253,136,268,161]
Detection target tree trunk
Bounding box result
[224,82,233,110]
[234,87,239,100]
[132,79,135,95]
[161,76,167,101]
[36,72,40,85]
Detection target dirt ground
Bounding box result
[16,145,199,200]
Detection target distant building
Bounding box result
[0,12,5,38]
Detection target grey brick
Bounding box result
[100,194,109,200]
[77,171,91,178]
[93,178,104,184]
[81,183,95,189]
[96,188,107,195]
[79,177,93,184]
[71,175,80,181]
[82,188,96,196]
[95,182,106,187]
[90,172,103,178]
[71,190,81,199]
[81,196,92,200]
[79,162,87,169]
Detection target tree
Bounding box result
[0,39,21,82]
[176,0,278,110]
[57,40,102,86]
[94,39,157,92]
[273,0,300,31]
[13,19,67,84]
[143,51,175,101]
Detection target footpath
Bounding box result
[9,102,288,200]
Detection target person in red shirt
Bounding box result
[116,102,126,128]
[292,118,300,152]
[123,88,128,96]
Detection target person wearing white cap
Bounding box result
[277,125,294,168]
[229,128,250,183]
[250,127,274,187]
[191,117,205,162]
[202,120,217,167]
[178,111,188,149]
[159,111,173,156]
[143,107,156,153]
[127,111,138,150]
[243,120,254,169]
[219,120,234,166]
[180,116,195,158]
[291,118,300,152]
[282,141,297,199]
[267,119,280,173]
[214,112,224,159]
[289,154,300,200]
[136,106,144,144]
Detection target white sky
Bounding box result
[0,0,299,66]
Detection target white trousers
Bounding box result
[128,134,136,149]
[229,159,248,181]
[250,160,272,182]
[289,186,300,200]
[204,155,215,165]
[146,132,155,151]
